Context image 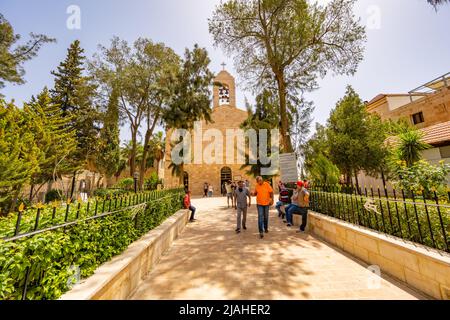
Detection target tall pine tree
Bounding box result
[0,100,40,214]
[50,40,98,198]
[24,88,77,200]
[95,87,120,186]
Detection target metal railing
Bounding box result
[0,188,184,300]
[408,71,450,102]
[1,189,184,242]
[309,184,450,253]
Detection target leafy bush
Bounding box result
[144,172,162,191]
[309,154,340,184]
[390,160,450,194]
[310,189,450,252]
[0,189,184,300]
[44,189,63,203]
[93,188,127,199]
[117,178,134,191]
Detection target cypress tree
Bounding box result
[50,40,98,198]
[24,88,77,200]
[95,87,120,186]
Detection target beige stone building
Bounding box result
[162,69,256,196]
[358,72,450,188]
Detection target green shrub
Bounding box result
[310,190,450,252]
[44,190,63,203]
[117,178,134,191]
[93,188,127,199]
[144,172,162,191]
[0,189,184,300]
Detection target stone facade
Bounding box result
[358,77,450,188]
[162,70,255,196]
[367,86,450,130]
[302,211,450,299]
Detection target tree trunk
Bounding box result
[139,130,152,190]
[381,169,387,191]
[275,72,294,153]
[97,175,103,189]
[139,114,160,190]
[32,183,46,202]
[70,171,77,200]
[155,159,160,179]
[129,127,137,177]
[345,172,352,185]
[354,169,361,195]
[29,184,34,202]
[106,176,114,188]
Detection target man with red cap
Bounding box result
[285,180,310,232]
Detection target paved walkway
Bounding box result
[130,197,426,300]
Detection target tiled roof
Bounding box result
[385,121,450,146]
[420,121,450,145]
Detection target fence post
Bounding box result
[376,186,387,233]
[422,189,436,249]
[94,199,98,216]
[86,201,90,217]
[34,203,44,231]
[383,185,394,233]
[65,199,71,222]
[410,190,424,244]
[351,184,362,226]
[52,202,57,220]
[76,200,81,219]
[21,267,31,300]
[364,186,373,229]
[400,188,413,239]
[391,188,403,238]
[14,203,25,236]
[434,190,449,252]
[369,186,380,231]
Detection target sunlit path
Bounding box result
[129,197,427,300]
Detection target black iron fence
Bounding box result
[0,189,183,241]
[309,184,450,253]
[0,188,185,300]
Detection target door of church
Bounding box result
[220,167,232,196]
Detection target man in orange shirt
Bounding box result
[252,176,274,239]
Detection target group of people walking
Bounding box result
[203,182,214,198]
[184,177,310,239]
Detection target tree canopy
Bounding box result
[327,86,388,185]
[209,0,366,152]
[90,37,180,184]
[0,14,55,93]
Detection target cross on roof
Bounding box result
[221,62,226,70]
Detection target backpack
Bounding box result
[279,189,290,203]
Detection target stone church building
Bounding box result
[161,69,255,196]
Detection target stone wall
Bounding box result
[294,212,450,299]
[60,209,190,300]
[368,87,450,128]
[163,105,256,196]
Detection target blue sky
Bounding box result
[1,0,450,142]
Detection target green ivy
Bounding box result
[0,189,183,300]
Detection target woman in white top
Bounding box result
[208,185,214,197]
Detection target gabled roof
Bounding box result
[421,121,450,145]
[386,121,450,147]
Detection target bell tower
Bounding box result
[213,67,236,108]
